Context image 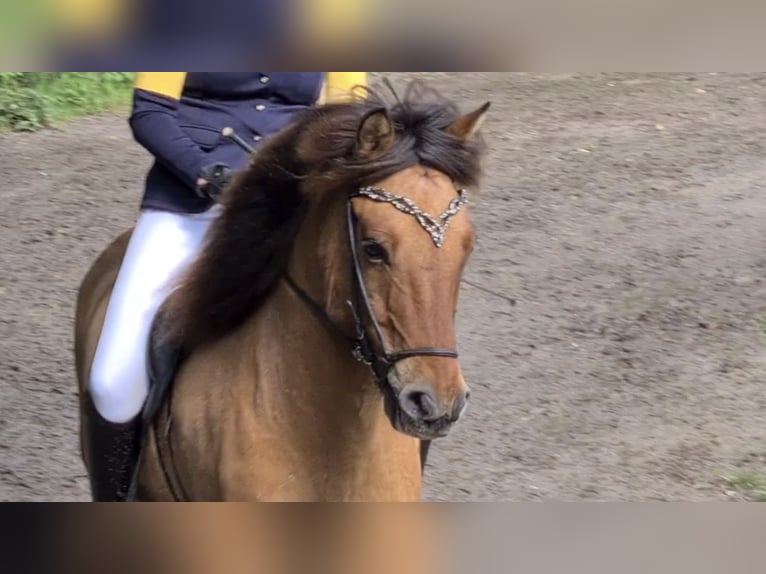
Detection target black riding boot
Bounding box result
[84,396,142,502]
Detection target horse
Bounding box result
[74,83,490,501]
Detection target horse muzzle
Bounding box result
[390,377,471,440]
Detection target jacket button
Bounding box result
[253,135,262,142]
[255,104,266,111]
[260,76,270,84]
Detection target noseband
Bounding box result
[284,187,469,386]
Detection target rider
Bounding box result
[86,72,368,501]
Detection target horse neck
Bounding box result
[209,203,421,500]
[261,196,370,424]
[253,282,381,431]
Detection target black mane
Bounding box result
[162,81,486,350]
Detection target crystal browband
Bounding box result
[354,186,469,248]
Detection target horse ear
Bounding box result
[447,102,491,140]
[356,108,395,157]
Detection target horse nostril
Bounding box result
[401,389,438,421]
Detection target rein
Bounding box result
[220,124,463,384]
[220,123,466,383]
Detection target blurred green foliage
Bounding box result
[0,72,134,131]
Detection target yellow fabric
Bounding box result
[324,72,368,103]
[53,0,372,46]
[134,73,187,100]
[52,0,126,37]
[302,0,370,44]
[133,72,366,104]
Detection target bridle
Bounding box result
[217,125,470,385]
[283,186,470,388]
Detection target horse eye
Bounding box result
[362,240,389,263]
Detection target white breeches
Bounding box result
[89,206,221,423]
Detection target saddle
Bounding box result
[143,310,185,431]
[125,309,186,500]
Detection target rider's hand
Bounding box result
[196,163,232,200]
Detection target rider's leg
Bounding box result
[86,206,220,501]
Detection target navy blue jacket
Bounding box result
[130,72,325,213]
